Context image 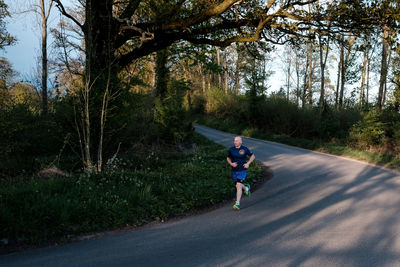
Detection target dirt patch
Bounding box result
[0,164,273,255]
[36,166,70,178]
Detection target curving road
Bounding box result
[2,124,400,266]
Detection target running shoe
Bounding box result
[233,202,240,210]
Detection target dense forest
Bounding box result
[1,0,399,176]
[1,0,400,246]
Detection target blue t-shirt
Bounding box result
[227,145,253,172]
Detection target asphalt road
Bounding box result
[2,124,400,266]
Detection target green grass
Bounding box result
[0,133,262,246]
[195,115,400,170]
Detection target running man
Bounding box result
[227,136,255,210]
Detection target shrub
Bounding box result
[0,105,64,176]
[205,87,246,119]
[349,109,388,150]
[154,80,193,143]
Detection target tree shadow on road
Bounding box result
[222,162,400,266]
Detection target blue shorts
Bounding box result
[232,170,247,184]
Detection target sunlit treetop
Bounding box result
[54,0,396,68]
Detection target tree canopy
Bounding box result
[53,0,379,70]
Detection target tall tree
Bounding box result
[318,31,331,110]
[377,24,390,109]
[283,45,292,102]
[230,44,243,95]
[307,39,314,107]
[12,0,55,115]
[293,45,303,107]
[359,37,370,107]
[39,0,54,116]
[335,34,343,108]
[338,33,356,109]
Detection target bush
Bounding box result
[205,87,246,120]
[196,91,364,143]
[318,106,362,140]
[154,80,193,143]
[393,121,400,149]
[349,109,400,153]
[0,105,64,176]
[258,95,316,137]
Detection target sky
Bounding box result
[1,7,40,77]
[0,0,63,80]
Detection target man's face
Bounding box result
[234,137,242,148]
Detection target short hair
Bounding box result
[234,136,242,142]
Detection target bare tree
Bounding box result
[283,45,292,102]
[39,0,54,116]
[9,0,54,115]
[294,45,302,107]
[307,39,314,107]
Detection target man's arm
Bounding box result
[244,154,255,169]
[227,157,237,167]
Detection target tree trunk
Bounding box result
[200,64,206,93]
[307,40,313,107]
[286,48,291,102]
[359,46,368,106]
[82,78,92,171]
[302,53,309,109]
[319,34,330,110]
[80,0,116,172]
[294,46,300,107]
[222,50,228,93]
[40,0,53,116]
[335,37,343,109]
[155,49,169,98]
[183,65,192,112]
[261,59,266,95]
[216,48,222,89]
[382,46,392,108]
[84,0,115,85]
[339,36,345,108]
[234,48,241,95]
[366,51,370,105]
[339,33,356,109]
[378,25,389,110]
[97,68,111,172]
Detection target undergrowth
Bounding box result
[0,133,262,247]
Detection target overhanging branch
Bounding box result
[54,0,84,30]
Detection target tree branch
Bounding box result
[162,0,244,30]
[45,0,54,21]
[53,0,83,29]
[120,0,141,20]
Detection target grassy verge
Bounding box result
[0,133,262,249]
[195,115,400,170]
